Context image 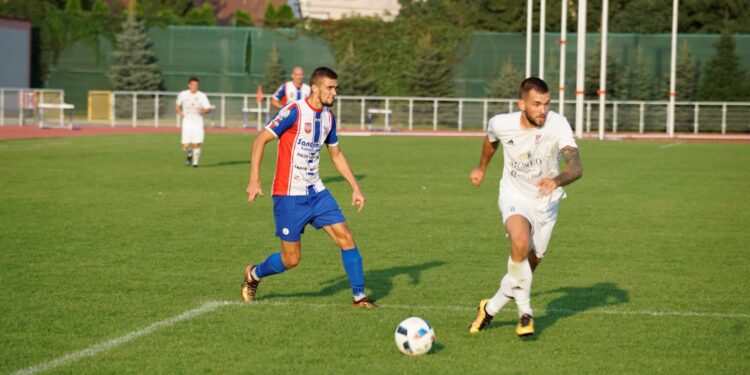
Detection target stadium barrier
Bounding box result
[0,88,67,128]
[84,90,750,135]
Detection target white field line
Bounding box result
[11,301,236,375]
[12,299,750,374]
[659,142,684,149]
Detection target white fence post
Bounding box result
[639,102,645,133]
[482,100,488,130]
[433,99,438,131]
[385,98,390,131]
[458,99,463,131]
[693,103,699,134]
[721,103,727,134]
[408,99,413,131]
[132,93,137,127]
[221,95,226,128]
[507,100,513,113]
[360,97,365,130]
[612,102,618,133]
[154,94,159,128]
[111,92,116,127]
[337,98,342,129]
[586,101,592,133]
[60,91,65,127]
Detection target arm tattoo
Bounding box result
[553,147,583,187]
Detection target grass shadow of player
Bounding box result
[529,282,629,339]
[201,160,249,168]
[321,174,366,184]
[261,260,445,302]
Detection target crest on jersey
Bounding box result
[304,122,312,134]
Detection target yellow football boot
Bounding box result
[469,299,494,333]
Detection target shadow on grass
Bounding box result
[531,282,629,339]
[322,174,366,184]
[261,260,445,302]
[481,282,629,338]
[201,160,248,168]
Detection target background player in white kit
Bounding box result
[468,77,583,337]
[271,67,311,110]
[175,77,212,167]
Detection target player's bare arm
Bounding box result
[327,144,365,212]
[174,103,183,117]
[537,146,583,195]
[246,130,276,203]
[470,136,499,187]
[271,98,283,109]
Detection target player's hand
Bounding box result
[470,167,485,187]
[351,189,365,212]
[246,181,264,203]
[537,178,558,196]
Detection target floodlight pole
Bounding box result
[575,0,587,139]
[559,0,568,115]
[539,0,546,79]
[667,0,679,138]
[598,0,608,141]
[526,0,533,77]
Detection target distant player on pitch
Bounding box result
[271,66,311,110]
[468,77,583,337]
[175,77,212,167]
[241,67,376,309]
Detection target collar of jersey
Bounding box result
[304,98,323,113]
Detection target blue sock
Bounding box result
[255,252,287,279]
[341,247,365,298]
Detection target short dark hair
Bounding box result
[519,77,548,99]
[188,77,200,83]
[310,67,337,85]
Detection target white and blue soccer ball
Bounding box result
[394,317,435,356]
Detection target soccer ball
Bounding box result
[394,317,435,356]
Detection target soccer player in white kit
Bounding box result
[468,77,583,337]
[175,77,212,167]
[271,67,311,110]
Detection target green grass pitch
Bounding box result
[1,133,749,374]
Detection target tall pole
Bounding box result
[539,0,546,79]
[667,0,679,138]
[559,0,568,115]
[575,0,587,138]
[526,0,533,78]
[598,0,608,141]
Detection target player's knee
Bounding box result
[281,252,300,269]
[337,232,355,249]
[510,237,529,254]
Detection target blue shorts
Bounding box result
[272,186,346,242]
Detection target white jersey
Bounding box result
[487,111,578,204]
[176,90,211,126]
[273,81,311,106]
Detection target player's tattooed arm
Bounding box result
[552,146,583,187]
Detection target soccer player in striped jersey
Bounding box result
[468,77,583,337]
[271,67,311,110]
[241,67,376,309]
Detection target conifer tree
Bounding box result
[485,57,523,99]
[700,31,749,101]
[262,44,285,94]
[404,32,453,97]
[337,42,377,96]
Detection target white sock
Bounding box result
[508,257,533,317]
[250,267,260,281]
[486,273,514,316]
[353,294,366,302]
[193,148,201,165]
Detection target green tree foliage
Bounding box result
[64,0,82,12]
[91,0,110,14]
[623,46,656,100]
[0,0,120,85]
[485,57,523,99]
[404,32,453,97]
[147,9,184,27]
[184,3,215,26]
[108,12,163,91]
[262,44,286,94]
[584,43,622,99]
[137,0,193,18]
[676,42,698,101]
[263,3,277,27]
[336,42,377,96]
[233,10,254,27]
[700,32,750,101]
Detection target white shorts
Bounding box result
[498,191,559,258]
[181,117,204,144]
